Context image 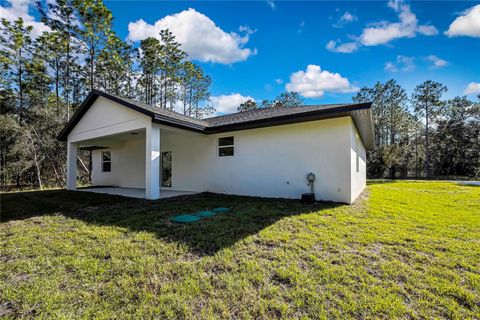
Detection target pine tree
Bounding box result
[273,92,304,108]
[138,37,162,106]
[38,0,78,120]
[0,18,33,123]
[74,0,113,91]
[158,29,187,110]
[36,32,67,108]
[412,80,447,178]
[238,99,258,112]
[96,34,133,95]
[178,61,211,117]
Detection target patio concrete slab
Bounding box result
[79,187,198,199]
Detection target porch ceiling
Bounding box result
[75,126,180,148]
[75,129,145,149]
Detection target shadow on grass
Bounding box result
[0,189,342,256]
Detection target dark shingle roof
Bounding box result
[203,104,356,127]
[58,90,375,149]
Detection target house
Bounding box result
[58,90,374,204]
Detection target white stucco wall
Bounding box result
[80,97,368,203]
[160,131,211,192]
[159,117,354,203]
[91,136,146,188]
[208,118,352,203]
[349,119,367,203]
[68,96,150,143]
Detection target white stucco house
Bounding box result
[58,90,374,204]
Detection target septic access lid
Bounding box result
[197,210,216,217]
[170,214,200,223]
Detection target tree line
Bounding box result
[237,91,304,111]
[353,79,479,179]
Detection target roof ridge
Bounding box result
[204,103,355,120]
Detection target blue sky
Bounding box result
[2,0,479,114]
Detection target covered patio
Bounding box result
[59,91,208,200]
[65,121,202,200]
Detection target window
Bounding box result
[102,151,111,172]
[161,151,172,187]
[218,136,234,157]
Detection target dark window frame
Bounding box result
[218,136,234,157]
[102,151,111,172]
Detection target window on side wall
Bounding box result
[218,136,234,157]
[102,151,111,172]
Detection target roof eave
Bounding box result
[351,107,375,150]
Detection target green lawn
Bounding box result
[1,181,479,319]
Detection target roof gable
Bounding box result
[69,95,150,138]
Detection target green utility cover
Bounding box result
[197,211,216,217]
[170,214,200,223]
[212,207,231,213]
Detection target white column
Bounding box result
[66,142,77,190]
[145,124,160,200]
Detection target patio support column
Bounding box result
[145,124,160,200]
[66,141,77,190]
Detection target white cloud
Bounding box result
[341,11,357,23]
[298,21,305,34]
[333,11,357,28]
[464,82,480,95]
[384,62,398,73]
[326,40,359,53]
[266,0,275,9]
[360,0,438,46]
[209,93,255,115]
[285,64,358,98]
[275,78,283,84]
[0,0,50,37]
[127,8,256,64]
[384,55,415,72]
[445,5,480,38]
[417,25,438,36]
[327,0,437,53]
[426,55,448,68]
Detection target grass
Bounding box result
[1,181,479,319]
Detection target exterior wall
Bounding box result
[160,131,211,192]
[91,136,146,188]
[160,117,353,203]
[81,98,366,203]
[68,96,150,143]
[349,118,367,203]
